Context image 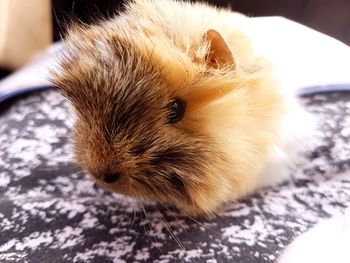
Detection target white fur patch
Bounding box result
[258,97,316,188]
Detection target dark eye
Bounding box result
[167,98,186,124]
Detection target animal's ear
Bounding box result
[203,29,236,69]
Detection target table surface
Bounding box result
[0,89,350,263]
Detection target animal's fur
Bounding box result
[51,0,308,215]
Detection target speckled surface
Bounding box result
[0,90,350,263]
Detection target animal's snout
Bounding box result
[97,171,122,183]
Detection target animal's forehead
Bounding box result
[57,23,198,100]
[58,40,167,96]
[54,25,195,123]
[72,70,169,133]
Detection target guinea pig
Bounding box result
[51,0,310,215]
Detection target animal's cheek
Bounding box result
[72,140,88,169]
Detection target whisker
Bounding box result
[127,192,138,231]
[157,203,189,236]
[131,188,160,247]
[143,202,161,244]
[211,211,225,224]
[137,202,154,243]
[187,215,220,235]
[152,204,185,250]
[129,206,137,230]
[130,176,159,196]
[157,202,220,235]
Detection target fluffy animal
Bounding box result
[51,0,310,215]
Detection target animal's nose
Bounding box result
[100,172,121,183]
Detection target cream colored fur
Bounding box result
[53,0,313,214]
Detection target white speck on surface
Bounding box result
[14,232,53,251]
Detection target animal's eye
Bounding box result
[167,98,186,124]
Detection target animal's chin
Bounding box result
[88,176,131,197]
[86,173,211,215]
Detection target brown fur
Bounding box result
[51,0,287,215]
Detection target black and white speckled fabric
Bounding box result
[0,90,350,263]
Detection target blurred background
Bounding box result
[50,0,350,43]
[1,0,350,79]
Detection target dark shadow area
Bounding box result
[0,68,11,81]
